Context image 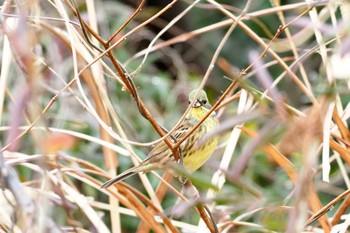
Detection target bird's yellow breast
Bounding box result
[182,106,219,172]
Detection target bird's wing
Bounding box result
[145,117,198,162]
[172,117,198,139]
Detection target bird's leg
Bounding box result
[179,174,188,185]
[183,180,219,233]
[183,179,199,199]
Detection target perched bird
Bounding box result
[101,89,219,188]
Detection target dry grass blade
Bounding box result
[1,0,349,232]
[306,189,350,227]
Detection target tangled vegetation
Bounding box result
[1,0,350,232]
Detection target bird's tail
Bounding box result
[100,162,156,189]
[100,169,137,189]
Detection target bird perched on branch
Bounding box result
[101,89,219,188]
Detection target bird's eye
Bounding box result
[201,99,207,105]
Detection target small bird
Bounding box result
[101,89,219,188]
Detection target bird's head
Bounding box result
[188,89,212,110]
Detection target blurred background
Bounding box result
[1,0,350,232]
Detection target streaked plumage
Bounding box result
[101,89,219,188]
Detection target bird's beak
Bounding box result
[194,99,201,108]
